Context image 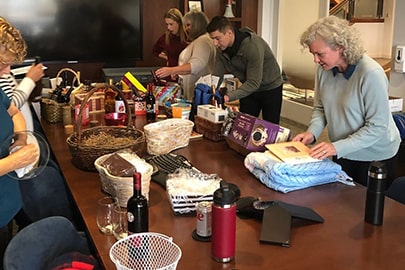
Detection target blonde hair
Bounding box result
[300,16,365,65]
[183,10,209,41]
[0,17,27,64]
[164,8,187,45]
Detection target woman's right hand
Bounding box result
[26,63,44,83]
[9,143,39,170]
[292,131,315,145]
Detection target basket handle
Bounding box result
[76,84,133,143]
[55,68,81,88]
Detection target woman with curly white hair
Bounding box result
[293,16,401,188]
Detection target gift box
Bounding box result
[226,112,291,155]
[154,84,181,106]
[197,104,228,123]
[74,91,105,113]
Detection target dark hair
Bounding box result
[206,16,233,34]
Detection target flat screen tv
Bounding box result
[1,0,142,67]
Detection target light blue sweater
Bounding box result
[307,54,401,161]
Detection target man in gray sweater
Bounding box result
[207,16,283,124]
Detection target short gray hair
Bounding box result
[300,16,365,64]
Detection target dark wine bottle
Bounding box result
[59,85,75,103]
[127,172,149,234]
[145,83,156,122]
[105,78,116,114]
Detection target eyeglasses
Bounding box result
[0,60,13,70]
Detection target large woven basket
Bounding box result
[144,118,194,155]
[94,152,154,207]
[66,84,145,171]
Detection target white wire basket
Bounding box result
[110,232,182,270]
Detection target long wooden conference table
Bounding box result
[40,116,405,270]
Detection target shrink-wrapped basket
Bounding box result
[66,84,145,171]
[144,118,194,155]
[41,68,81,123]
[95,151,153,207]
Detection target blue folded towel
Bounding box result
[244,152,354,193]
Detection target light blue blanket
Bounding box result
[244,152,354,193]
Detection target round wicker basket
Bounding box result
[66,84,145,171]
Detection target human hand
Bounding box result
[155,67,173,78]
[309,141,336,160]
[158,52,168,61]
[9,143,39,169]
[26,63,44,83]
[170,74,178,81]
[292,131,315,145]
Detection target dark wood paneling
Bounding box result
[136,0,180,67]
[44,0,257,83]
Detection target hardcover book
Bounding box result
[265,141,319,164]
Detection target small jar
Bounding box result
[63,105,72,126]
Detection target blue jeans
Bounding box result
[3,216,91,270]
[18,159,74,222]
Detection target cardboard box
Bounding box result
[226,112,291,153]
[389,96,403,112]
[197,104,228,123]
[224,77,242,92]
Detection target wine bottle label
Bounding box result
[115,100,126,113]
[146,103,155,113]
[127,212,135,222]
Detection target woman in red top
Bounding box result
[152,8,188,81]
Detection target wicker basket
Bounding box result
[143,118,194,155]
[40,98,66,123]
[41,68,81,123]
[66,84,145,171]
[194,115,224,141]
[94,152,154,207]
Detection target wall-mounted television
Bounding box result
[1,0,142,67]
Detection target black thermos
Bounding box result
[364,161,387,225]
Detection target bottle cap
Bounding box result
[213,180,235,205]
[133,172,142,190]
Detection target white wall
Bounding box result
[389,0,405,102]
[279,0,328,89]
[258,0,395,90]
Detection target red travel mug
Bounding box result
[211,181,236,263]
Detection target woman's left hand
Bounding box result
[309,142,336,159]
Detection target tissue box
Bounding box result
[226,112,291,154]
[197,104,228,123]
[389,96,403,112]
[74,91,105,113]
